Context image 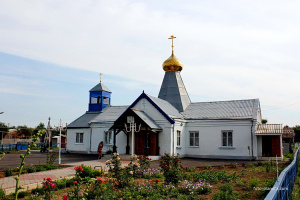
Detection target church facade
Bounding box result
[67,38,283,160]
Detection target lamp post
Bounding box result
[0,112,4,144]
[58,119,62,165]
[125,116,141,155]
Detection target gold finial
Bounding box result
[168,35,176,53]
[163,35,183,72]
[99,73,103,83]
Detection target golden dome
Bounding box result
[163,52,183,72]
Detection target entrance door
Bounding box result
[272,136,281,157]
[135,132,145,155]
[262,136,272,157]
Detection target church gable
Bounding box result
[129,92,183,124]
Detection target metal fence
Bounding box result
[0,142,45,152]
[265,148,299,200]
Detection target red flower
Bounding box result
[74,181,77,184]
[63,195,69,200]
[44,185,47,189]
[74,166,78,170]
[97,177,105,183]
[78,166,83,171]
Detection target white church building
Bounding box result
[67,38,283,160]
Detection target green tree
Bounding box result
[0,122,9,139]
[293,125,300,143]
[33,122,46,137]
[262,119,268,124]
[17,125,33,137]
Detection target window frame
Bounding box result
[105,130,113,145]
[177,130,181,147]
[221,130,233,147]
[76,132,84,144]
[189,131,199,147]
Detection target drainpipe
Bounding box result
[250,120,254,159]
[172,124,175,156]
[89,128,92,153]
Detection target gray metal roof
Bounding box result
[147,94,183,119]
[89,83,111,92]
[131,109,162,131]
[90,106,128,123]
[182,99,259,120]
[68,112,101,128]
[158,71,191,112]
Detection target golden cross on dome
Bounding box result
[99,73,103,83]
[168,35,176,53]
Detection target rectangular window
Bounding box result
[189,131,199,147]
[76,133,83,143]
[103,97,109,104]
[105,131,113,145]
[222,131,233,147]
[177,130,181,146]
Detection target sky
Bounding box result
[0,0,300,128]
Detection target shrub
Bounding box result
[42,178,56,200]
[229,163,237,168]
[26,165,36,173]
[235,178,247,189]
[31,187,44,195]
[17,191,30,198]
[43,164,58,170]
[257,161,263,166]
[249,178,259,190]
[241,192,250,198]
[128,154,141,177]
[265,161,273,173]
[46,152,58,165]
[35,165,46,172]
[106,153,131,188]
[204,165,212,169]
[185,166,196,172]
[258,178,276,198]
[240,162,246,167]
[137,155,151,170]
[4,168,13,177]
[53,178,68,189]
[75,164,103,178]
[177,180,212,195]
[213,183,238,200]
[0,188,5,199]
[160,153,183,185]
[141,168,163,179]
[240,169,246,177]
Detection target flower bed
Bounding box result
[1,154,289,200]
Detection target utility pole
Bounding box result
[47,117,51,150]
[59,119,62,165]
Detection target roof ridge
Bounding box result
[191,98,258,104]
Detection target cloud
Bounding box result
[1,0,300,126]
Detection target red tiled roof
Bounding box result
[255,124,283,134]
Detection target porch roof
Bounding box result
[255,124,283,135]
[131,109,162,131]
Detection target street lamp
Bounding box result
[125,116,141,155]
[0,112,4,144]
